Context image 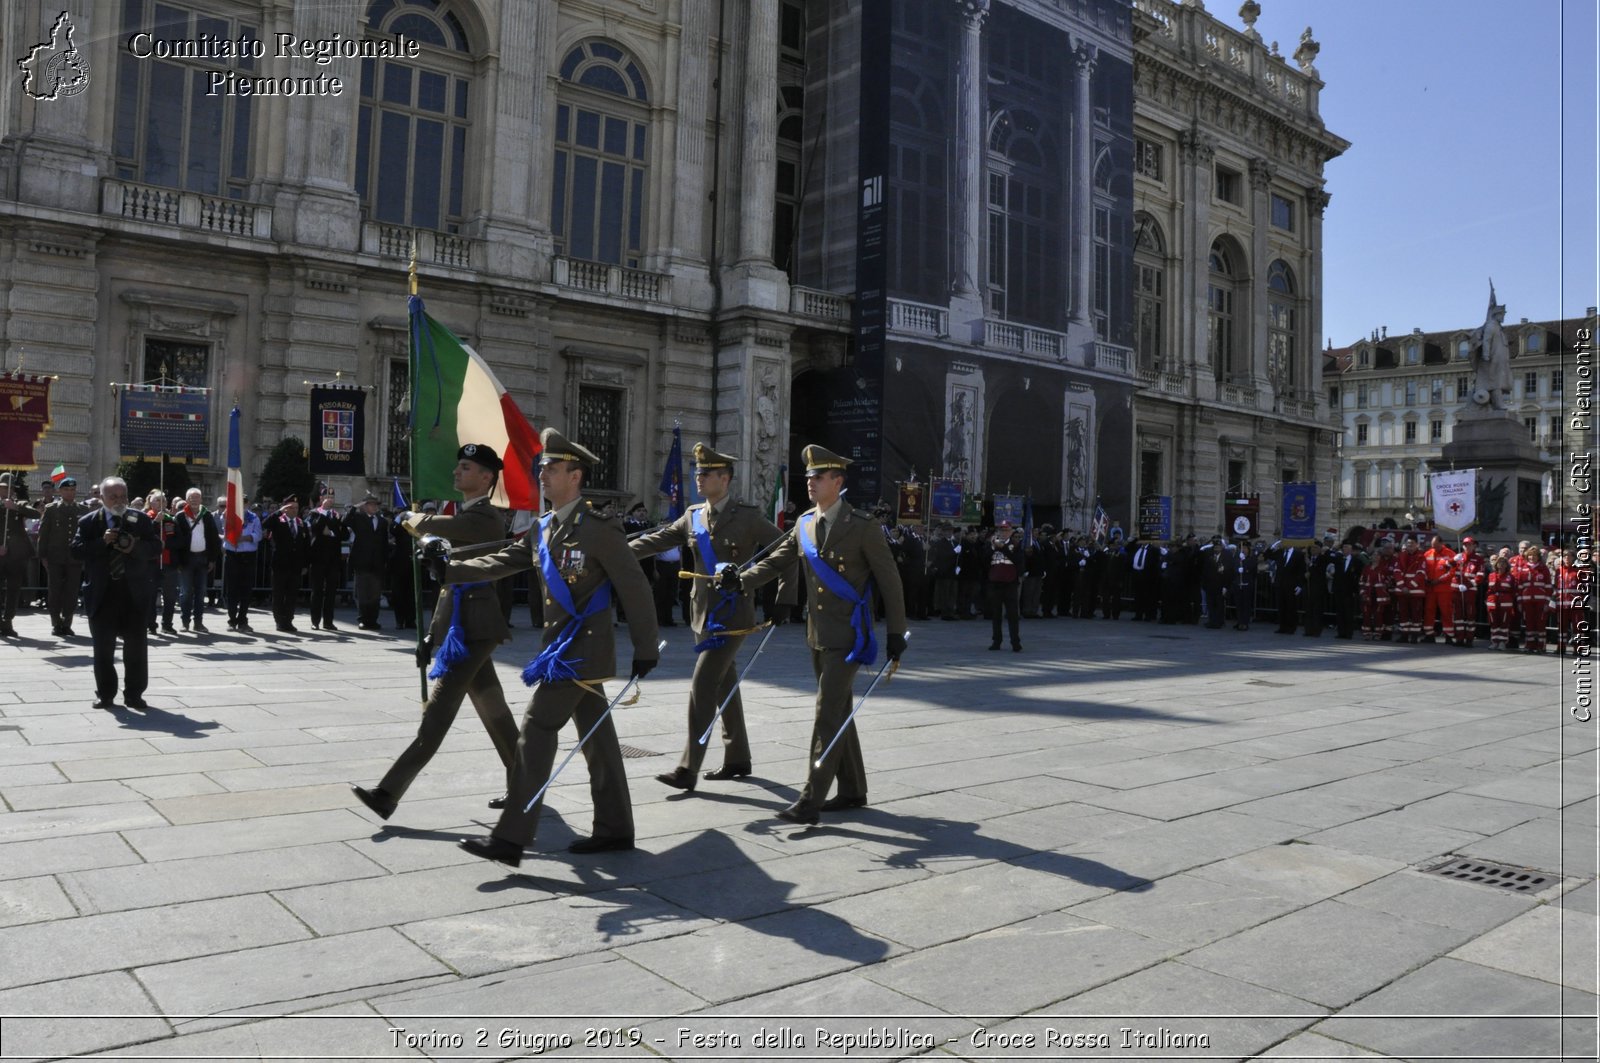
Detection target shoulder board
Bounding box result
[850,507,876,521]
[581,503,615,522]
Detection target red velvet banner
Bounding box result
[0,373,51,468]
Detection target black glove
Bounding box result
[887,632,907,661]
[415,639,433,669]
[427,553,449,585]
[630,657,658,680]
[716,564,742,592]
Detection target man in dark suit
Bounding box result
[261,495,310,632]
[450,430,661,866]
[728,445,907,825]
[71,477,159,709]
[631,443,794,788]
[345,494,389,630]
[305,492,347,630]
[1274,541,1307,634]
[1332,540,1364,639]
[1128,538,1162,621]
[353,444,522,821]
[1303,539,1333,637]
[1201,535,1233,628]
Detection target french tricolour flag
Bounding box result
[224,406,244,545]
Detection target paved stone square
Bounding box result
[0,603,1594,1061]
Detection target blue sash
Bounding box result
[799,512,877,666]
[690,506,739,653]
[427,581,486,680]
[522,512,612,685]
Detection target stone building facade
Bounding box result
[1327,309,1590,535]
[1128,0,1348,539]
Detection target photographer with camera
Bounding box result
[71,477,159,709]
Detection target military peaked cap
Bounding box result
[538,427,600,467]
[801,444,850,476]
[692,442,738,470]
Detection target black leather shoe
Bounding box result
[568,835,634,854]
[820,794,867,812]
[655,768,697,792]
[93,698,116,709]
[458,835,522,867]
[775,801,820,826]
[1012,644,1023,652]
[703,763,751,780]
[988,642,1000,651]
[123,697,150,711]
[351,785,397,820]
[487,792,509,810]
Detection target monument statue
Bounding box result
[1467,281,1514,411]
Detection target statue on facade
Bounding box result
[1467,281,1514,411]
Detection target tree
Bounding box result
[113,456,193,501]
[256,436,314,505]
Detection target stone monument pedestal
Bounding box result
[1440,408,1550,545]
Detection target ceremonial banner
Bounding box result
[1281,482,1317,541]
[1431,469,1477,532]
[896,480,925,524]
[118,384,209,463]
[0,373,52,468]
[409,294,540,511]
[930,478,963,520]
[993,494,1024,527]
[659,425,685,520]
[308,385,367,476]
[1224,495,1260,540]
[1139,495,1173,542]
[768,464,787,529]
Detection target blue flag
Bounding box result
[659,425,685,519]
[391,476,408,511]
[1023,496,1034,548]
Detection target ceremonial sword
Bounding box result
[522,638,669,814]
[698,622,778,746]
[814,632,909,769]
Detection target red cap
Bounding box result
[1462,536,1477,545]
[998,520,1013,529]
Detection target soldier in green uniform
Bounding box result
[631,443,796,790]
[452,428,661,867]
[0,473,41,639]
[351,443,521,820]
[38,476,88,637]
[726,445,907,825]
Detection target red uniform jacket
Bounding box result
[1453,552,1486,593]
[1485,571,1517,609]
[1393,550,1427,594]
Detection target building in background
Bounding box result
[1327,308,1589,536]
[1128,0,1348,539]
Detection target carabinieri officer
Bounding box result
[724,445,907,825]
[630,443,796,790]
[450,428,660,867]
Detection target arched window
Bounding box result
[1133,214,1165,371]
[774,84,805,280]
[113,2,259,197]
[553,40,651,266]
[986,108,1060,324]
[356,0,474,232]
[1208,239,1239,382]
[1456,337,1471,360]
[1267,259,1298,391]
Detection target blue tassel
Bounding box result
[522,615,584,686]
[427,584,479,680]
[693,589,742,653]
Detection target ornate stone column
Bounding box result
[1248,156,1275,393]
[736,0,780,265]
[1070,39,1098,326]
[1175,126,1214,390]
[951,0,989,311]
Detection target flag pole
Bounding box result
[408,240,427,701]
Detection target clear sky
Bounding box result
[1242,0,1598,347]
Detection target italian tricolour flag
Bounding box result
[408,295,541,511]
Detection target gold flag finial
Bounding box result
[408,238,419,296]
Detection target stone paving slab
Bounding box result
[0,971,174,1062]
[1448,905,1600,994]
[79,1001,430,1061]
[0,604,1589,1058]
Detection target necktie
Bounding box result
[816,516,828,548]
[107,516,126,579]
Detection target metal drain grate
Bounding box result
[1424,856,1555,892]
[618,744,662,759]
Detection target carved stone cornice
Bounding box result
[1248,157,1275,190]
[1177,127,1216,164]
[956,0,990,26]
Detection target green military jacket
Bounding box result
[0,502,40,560]
[742,504,906,653]
[38,500,87,563]
[400,496,509,647]
[449,497,659,680]
[630,498,796,636]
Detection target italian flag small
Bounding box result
[48,464,67,484]
[408,295,541,511]
[769,464,787,529]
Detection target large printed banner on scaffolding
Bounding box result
[119,384,211,463]
[0,373,52,468]
[308,385,367,476]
